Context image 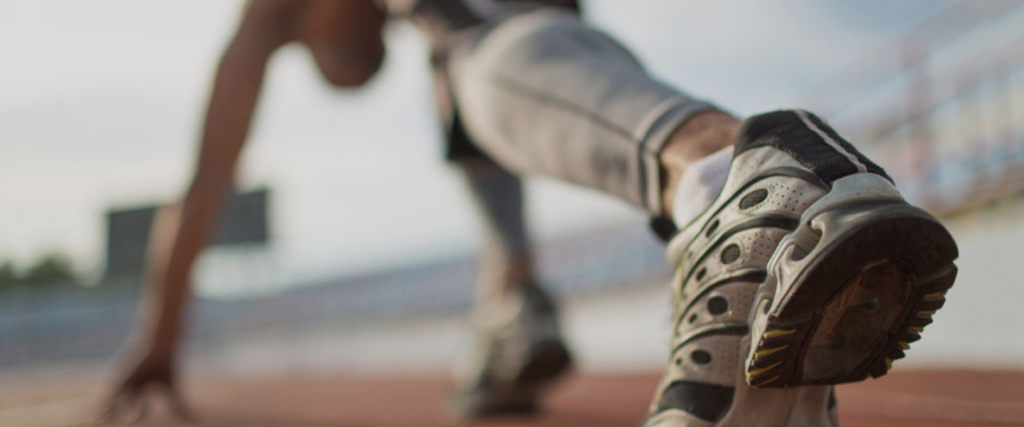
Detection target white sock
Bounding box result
[671,146,734,227]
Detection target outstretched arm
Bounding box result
[102,1,296,421]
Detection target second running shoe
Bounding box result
[447,283,572,419]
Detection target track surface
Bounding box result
[5,370,1024,427]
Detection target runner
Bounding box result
[102,0,577,422]
[104,1,960,425]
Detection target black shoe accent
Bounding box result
[738,188,770,209]
[803,113,892,183]
[515,340,572,386]
[649,216,678,243]
[656,381,734,422]
[735,110,890,184]
[678,214,798,287]
[673,322,749,352]
[677,270,767,330]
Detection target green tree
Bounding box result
[23,254,79,286]
[0,262,17,288]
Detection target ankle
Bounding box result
[475,254,535,302]
[659,111,741,216]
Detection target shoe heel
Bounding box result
[515,340,572,386]
[745,173,959,387]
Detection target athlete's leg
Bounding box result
[447,8,959,427]
[432,52,570,417]
[449,9,729,219]
[448,157,571,418]
[457,157,534,301]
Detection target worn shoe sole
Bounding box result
[745,174,959,388]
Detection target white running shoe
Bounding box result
[642,110,958,426]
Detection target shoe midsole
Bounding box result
[747,173,958,386]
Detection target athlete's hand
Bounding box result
[98,352,195,424]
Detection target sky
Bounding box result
[0,0,955,292]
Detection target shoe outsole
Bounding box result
[746,197,958,388]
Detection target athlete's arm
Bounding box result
[101,1,298,421]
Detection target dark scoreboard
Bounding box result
[103,188,269,280]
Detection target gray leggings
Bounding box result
[448,8,716,216]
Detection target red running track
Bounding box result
[4,370,1024,427]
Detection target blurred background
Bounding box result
[2,0,1024,425]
